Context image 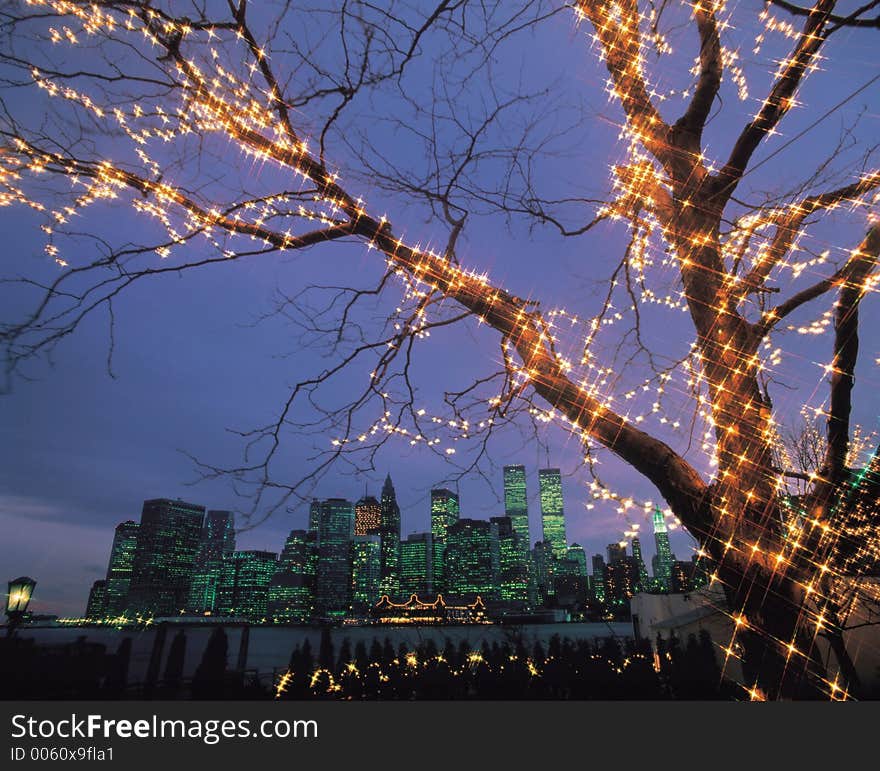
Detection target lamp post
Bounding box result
[5,576,36,637]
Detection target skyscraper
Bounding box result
[490,516,529,606]
[653,507,675,591]
[308,499,322,542]
[566,543,588,577]
[315,497,355,619]
[354,494,382,536]
[631,536,650,592]
[430,488,459,593]
[670,560,696,593]
[445,518,498,602]
[539,468,567,559]
[607,542,627,564]
[351,534,382,611]
[503,465,530,549]
[305,501,321,604]
[532,540,555,603]
[379,475,401,598]
[187,510,236,614]
[268,529,314,623]
[604,557,640,608]
[104,520,139,616]
[215,550,277,621]
[127,498,205,617]
[85,580,107,620]
[591,554,607,603]
[400,532,433,597]
[503,464,535,604]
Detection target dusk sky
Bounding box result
[1,1,878,616]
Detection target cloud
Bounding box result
[0,502,114,617]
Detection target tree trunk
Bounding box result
[716,557,826,699]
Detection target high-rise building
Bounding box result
[127,498,205,617]
[532,540,555,603]
[490,516,529,606]
[430,488,459,593]
[187,510,235,614]
[652,507,675,591]
[502,465,530,549]
[351,534,382,611]
[605,556,640,608]
[631,536,650,592]
[268,529,314,623]
[400,532,433,597]
[308,499,322,542]
[104,521,139,616]
[670,560,701,593]
[354,494,382,536]
[566,543,588,577]
[379,475,401,598]
[303,503,321,598]
[85,580,107,620]
[591,554,607,603]
[606,542,627,565]
[445,518,498,602]
[315,498,355,618]
[553,564,589,608]
[539,468,567,559]
[215,550,277,621]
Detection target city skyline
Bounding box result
[5,464,696,617]
[65,464,696,623]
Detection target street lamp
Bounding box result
[5,576,36,636]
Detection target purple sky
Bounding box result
[1,2,878,616]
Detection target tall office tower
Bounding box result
[502,465,530,550]
[490,516,529,606]
[350,534,382,612]
[631,537,650,591]
[652,507,675,591]
[215,550,277,621]
[539,468,567,559]
[379,475,401,598]
[315,498,355,619]
[591,554,607,603]
[399,532,433,597]
[566,543,588,577]
[308,500,322,543]
[127,498,205,617]
[104,520,139,615]
[430,488,459,593]
[604,556,640,608]
[532,540,555,603]
[305,530,319,595]
[607,542,627,564]
[85,580,107,620]
[670,560,698,593]
[445,518,499,602]
[268,529,314,623]
[187,510,236,614]
[354,494,382,536]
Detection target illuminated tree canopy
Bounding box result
[1,0,879,699]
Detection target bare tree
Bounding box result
[1,0,879,698]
